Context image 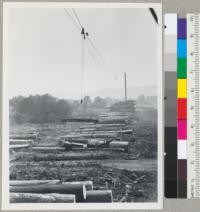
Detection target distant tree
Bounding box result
[9,94,73,124]
[93,96,107,108]
[136,95,146,105]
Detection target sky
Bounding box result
[6,7,159,100]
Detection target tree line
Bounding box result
[9,94,116,124]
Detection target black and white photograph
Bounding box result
[2,2,163,210]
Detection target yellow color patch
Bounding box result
[178,79,187,98]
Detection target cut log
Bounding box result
[10,134,38,140]
[33,152,111,161]
[61,118,99,123]
[99,119,127,124]
[31,147,66,152]
[87,139,106,147]
[80,127,124,132]
[10,180,60,186]
[109,141,130,149]
[82,130,132,135]
[10,180,93,191]
[10,183,86,202]
[10,139,33,145]
[85,190,113,202]
[79,123,125,129]
[60,137,88,144]
[62,133,118,139]
[62,141,87,149]
[63,181,93,191]
[10,193,75,203]
[10,144,30,150]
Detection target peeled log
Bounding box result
[62,133,118,139]
[85,190,113,202]
[10,139,33,145]
[10,183,86,202]
[83,130,132,135]
[10,193,75,203]
[31,147,66,152]
[99,119,127,124]
[10,134,38,140]
[62,141,87,149]
[61,118,99,123]
[10,180,93,191]
[10,180,60,186]
[109,141,130,149]
[61,138,88,144]
[63,181,93,191]
[10,144,30,150]
[87,139,106,147]
[33,152,110,161]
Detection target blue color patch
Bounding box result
[178,39,187,58]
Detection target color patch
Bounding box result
[178,19,187,39]
[178,120,187,139]
[177,58,187,78]
[178,79,187,98]
[178,140,187,159]
[178,40,187,58]
[178,98,187,119]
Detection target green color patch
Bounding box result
[177,58,187,78]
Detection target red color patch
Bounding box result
[178,98,187,120]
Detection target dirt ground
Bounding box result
[9,107,158,202]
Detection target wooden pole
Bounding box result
[10,183,86,202]
[10,193,76,203]
[85,190,113,202]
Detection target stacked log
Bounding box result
[33,152,110,161]
[31,147,66,152]
[109,141,130,151]
[10,193,76,203]
[62,133,118,140]
[61,118,99,123]
[10,183,86,202]
[10,180,60,186]
[99,119,127,124]
[10,134,38,140]
[10,180,93,191]
[85,190,113,202]
[63,181,93,191]
[10,144,30,150]
[87,139,106,147]
[62,141,87,149]
[10,139,33,145]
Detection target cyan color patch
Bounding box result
[178,39,187,58]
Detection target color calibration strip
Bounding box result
[164,14,178,198]
[187,14,200,199]
[177,18,187,198]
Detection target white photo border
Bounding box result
[2,2,163,210]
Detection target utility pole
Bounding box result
[124,72,127,101]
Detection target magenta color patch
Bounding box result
[178,120,187,139]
